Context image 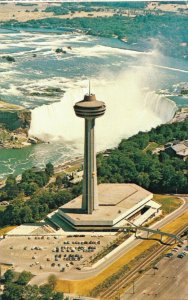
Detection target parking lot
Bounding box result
[0,234,116,275]
[122,241,188,300]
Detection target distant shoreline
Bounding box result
[0,2,187,23]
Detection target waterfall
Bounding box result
[143,91,177,123]
[29,80,177,151]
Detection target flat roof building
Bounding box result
[57,183,160,230]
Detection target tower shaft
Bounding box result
[83,118,98,214]
[74,93,105,214]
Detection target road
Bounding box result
[121,242,188,300]
[54,157,83,174]
[29,196,188,286]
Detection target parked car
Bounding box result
[165,253,173,257]
[172,247,178,252]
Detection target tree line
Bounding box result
[1,13,187,59]
[0,162,55,201]
[97,119,188,194]
[1,269,65,300]
[0,163,82,227]
[0,120,187,228]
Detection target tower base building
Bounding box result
[56,183,161,231]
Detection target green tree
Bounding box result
[2,198,25,225]
[22,169,35,183]
[161,165,176,192]
[2,283,24,300]
[35,172,49,187]
[21,284,40,300]
[40,284,54,299]
[53,190,72,207]
[55,176,62,188]
[20,206,33,223]
[61,175,70,188]
[171,172,188,193]
[2,283,41,300]
[45,162,54,177]
[24,182,39,196]
[4,270,15,283]
[53,292,64,300]
[71,182,82,197]
[48,274,57,289]
[5,175,19,199]
[17,271,33,285]
[137,172,150,189]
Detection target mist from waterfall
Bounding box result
[29,65,177,152]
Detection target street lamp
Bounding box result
[132,280,135,294]
[152,265,159,275]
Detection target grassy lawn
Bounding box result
[65,163,83,173]
[161,211,188,235]
[153,194,183,215]
[0,205,6,212]
[0,226,17,236]
[55,211,188,297]
[143,142,160,152]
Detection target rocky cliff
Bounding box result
[0,100,31,130]
[0,100,33,148]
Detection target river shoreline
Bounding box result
[0,13,187,179]
[0,2,187,23]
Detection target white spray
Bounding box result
[29,54,177,151]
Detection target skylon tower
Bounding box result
[74,93,106,214]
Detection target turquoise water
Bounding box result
[0,27,188,178]
[0,142,78,178]
[169,96,188,108]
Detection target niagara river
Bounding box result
[0,27,188,178]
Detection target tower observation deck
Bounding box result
[74,94,106,214]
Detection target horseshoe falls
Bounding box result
[29,77,177,151]
[1,27,187,178]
